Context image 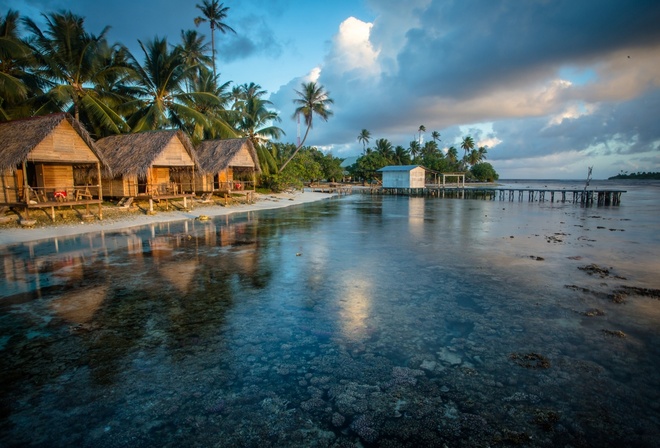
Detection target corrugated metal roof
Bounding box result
[378,165,422,172]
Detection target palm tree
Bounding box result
[357,128,371,149]
[176,29,213,91]
[431,130,441,143]
[0,10,37,119]
[460,135,475,159]
[409,140,421,160]
[422,140,440,159]
[279,81,333,172]
[447,146,459,164]
[79,41,136,136]
[478,145,488,161]
[228,83,285,173]
[467,149,481,166]
[234,82,284,147]
[194,0,235,79]
[393,145,411,165]
[23,11,128,132]
[124,36,222,132]
[374,138,395,162]
[418,125,426,144]
[240,81,268,99]
[179,67,237,141]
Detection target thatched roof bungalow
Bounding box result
[0,113,106,207]
[97,130,199,198]
[194,138,260,193]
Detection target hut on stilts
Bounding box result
[0,113,107,223]
[96,130,199,212]
[194,138,260,203]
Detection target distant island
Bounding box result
[608,172,660,180]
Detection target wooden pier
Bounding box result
[365,186,626,206]
[308,183,353,195]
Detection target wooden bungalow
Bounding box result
[193,138,260,199]
[0,113,107,221]
[96,130,198,209]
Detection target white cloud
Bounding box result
[271,0,660,178]
[328,17,380,78]
[546,102,597,127]
[305,67,322,83]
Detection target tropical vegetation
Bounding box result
[0,7,343,190]
[608,171,660,180]
[1,6,500,189]
[347,128,497,183]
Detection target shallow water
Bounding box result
[1,180,659,447]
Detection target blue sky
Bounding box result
[3,0,660,179]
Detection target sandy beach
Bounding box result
[0,190,335,247]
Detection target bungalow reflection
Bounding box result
[0,249,104,300]
[50,285,109,325]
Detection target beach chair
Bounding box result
[75,186,93,201]
[199,192,214,203]
[24,186,44,204]
[117,197,134,209]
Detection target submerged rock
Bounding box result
[437,348,462,366]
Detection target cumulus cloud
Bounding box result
[325,17,379,78]
[275,0,660,177]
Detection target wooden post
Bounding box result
[96,162,103,220]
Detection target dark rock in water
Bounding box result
[509,352,551,369]
[615,285,660,300]
[601,329,626,338]
[578,264,611,277]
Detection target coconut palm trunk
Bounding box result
[279,81,333,173]
[194,0,235,80]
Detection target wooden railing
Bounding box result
[122,181,196,197]
[12,185,100,204]
[215,180,255,191]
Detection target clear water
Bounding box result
[1,180,659,447]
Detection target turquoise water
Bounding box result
[1,180,659,447]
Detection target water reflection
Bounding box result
[1,194,659,447]
[338,276,373,341]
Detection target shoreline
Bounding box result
[0,190,336,248]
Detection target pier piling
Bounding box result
[362,186,626,206]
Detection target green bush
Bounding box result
[470,163,499,182]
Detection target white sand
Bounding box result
[0,191,336,247]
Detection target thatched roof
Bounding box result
[96,130,198,177]
[0,113,108,172]
[196,138,261,174]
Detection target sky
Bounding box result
[3,0,660,179]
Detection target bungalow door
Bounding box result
[151,167,170,194]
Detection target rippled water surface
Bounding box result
[1,180,659,447]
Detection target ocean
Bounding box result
[1,179,658,447]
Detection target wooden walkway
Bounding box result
[309,183,353,195]
[364,186,626,206]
